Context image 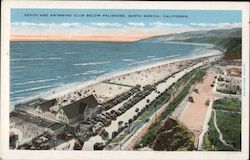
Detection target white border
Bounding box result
[1,1,249,160]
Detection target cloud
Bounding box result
[60,23,81,27]
[12,22,81,28]
[190,22,241,29]
[12,22,47,27]
[149,21,184,27]
[90,22,124,28]
[128,22,145,27]
[11,21,242,41]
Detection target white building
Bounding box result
[55,95,100,124]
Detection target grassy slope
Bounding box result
[203,98,241,151]
[213,98,241,112]
[203,112,227,151]
[216,111,241,150]
[218,38,242,59]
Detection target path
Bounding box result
[212,109,234,148]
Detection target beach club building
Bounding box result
[55,95,101,124]
[34,99,57,114]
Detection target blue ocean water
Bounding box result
[10,41,219,104]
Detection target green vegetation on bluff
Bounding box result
[203,98,241,151]
[218,38,242,59]
[213,97,241,112]
[216,111,241,150]
[142,28,242,59]
[203,112,228,151]
[150,118,195,151]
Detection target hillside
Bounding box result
[140,28,242,60]
[150,118,195,151]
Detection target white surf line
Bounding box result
[213,109,234,148]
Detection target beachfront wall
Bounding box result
[55,110,70,124]
[13,109,53,127]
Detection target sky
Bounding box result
[11,9,242,42]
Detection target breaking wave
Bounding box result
[128,55,180,66]
[11,84,60,95]
[122,59,134,62]
[11,78,57,86]
[11,57,63,61]
[73,61,111,66]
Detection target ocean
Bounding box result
[10,41,221,105]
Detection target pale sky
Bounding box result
[11,9,242,42]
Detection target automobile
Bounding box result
[39,136,48,143]
[99,115,106,120]
[98,122,105,127]
[104,113,112,119]
[94,142,106,150]
[111,131,118,139]
[110,114,117,120]
[91,120,97,124]
[106,112,112,117]
[114,110,121,116]
[40,143,50,150]
[110,110,116,114]
[135,108,139,112]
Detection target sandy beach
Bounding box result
[10,55,221,150]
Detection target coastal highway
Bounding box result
[83,56,220,150]
[122,56,220,150]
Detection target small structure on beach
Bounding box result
[79,121,93,132]
[55,95,101,124]
[46,123,65,136]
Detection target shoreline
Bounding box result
[10,54,222,150]
[10,50,223,110]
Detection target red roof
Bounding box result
[229,73,241,77]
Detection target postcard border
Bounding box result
[1,1,249,160]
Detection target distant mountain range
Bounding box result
[140,28,242,59]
